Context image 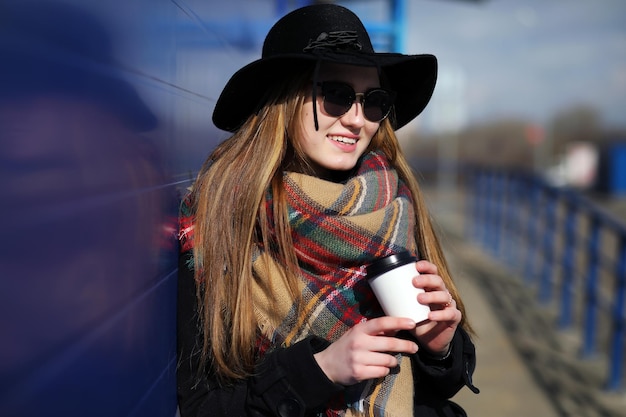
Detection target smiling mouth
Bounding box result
[328,135,357,145]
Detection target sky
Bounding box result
[399,0,626,132]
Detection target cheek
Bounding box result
[301,97,316,118]
[298,107,314,140]
[299,101,316,130]
[364,124,380,143]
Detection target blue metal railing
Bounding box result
[467,168,626,391]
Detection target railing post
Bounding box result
[502,173,518,269]
[513,174,530,274]
[496,173,506,260]
[607,234,626,391]
[558,199,577,329]
[582,216,601,357]
[486,173,500,255]
[465,168,476,241]
[472,170,485,246]
[539,187,557,303]
[524,177,542,285]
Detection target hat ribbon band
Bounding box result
[303,31,362,52]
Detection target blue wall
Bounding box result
[0,0,408,415]
[0,0,269,415]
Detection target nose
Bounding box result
[340,96,366,127]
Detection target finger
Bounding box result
[417,289,453,306]
[351,362,396,381]
[363,316,417,334]
[415,260,437,275]
[443,290,454,308]
[365,351,400,368]
[427,305,462,323]
[413,274,445,292]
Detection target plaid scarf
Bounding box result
[179,151,417,416]
[253,150,417,417]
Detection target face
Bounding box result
[297,63,383,178]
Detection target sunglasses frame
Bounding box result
[315,81,396,123]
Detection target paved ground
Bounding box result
[425,187,626,417]
[451,260,560,416]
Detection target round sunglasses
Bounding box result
[316,81,396,123]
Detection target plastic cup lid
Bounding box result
[365,251,417,278]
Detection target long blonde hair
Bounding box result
[190,71,470,381]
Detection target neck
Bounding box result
[286,156,358,183]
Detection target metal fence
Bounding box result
[466,168,626,391]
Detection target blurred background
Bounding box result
[396,0,626,209]
[0,0,624,416]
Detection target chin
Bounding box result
[329,156,362,171]
[326,163,357,173]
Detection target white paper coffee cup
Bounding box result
[366,252,430,324]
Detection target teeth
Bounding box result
[329,135,357,145]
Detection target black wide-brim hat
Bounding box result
[213,3,437,132]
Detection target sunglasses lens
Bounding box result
[363,90,392,122]
[322,82,354,117]
[319,82,394,122]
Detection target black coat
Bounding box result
[177,252,479,417]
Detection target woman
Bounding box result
[177,4,478,417]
